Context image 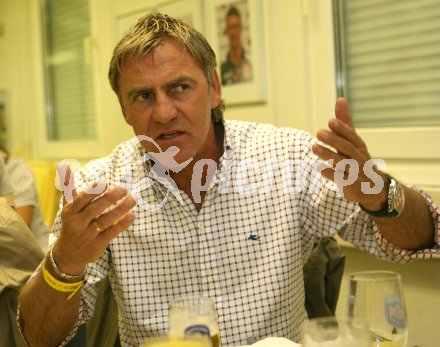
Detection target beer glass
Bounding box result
[169,296,221,347]
[348,271,408,347]
[302,316,370,347]
[141,336,212,347]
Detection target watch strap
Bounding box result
[359,174,399,217]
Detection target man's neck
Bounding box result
[229,46,243,66]
[170,121,224,211]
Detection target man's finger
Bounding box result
[66,184,110,215]
[312,140,353,164]
[316,163,335,182]
[335,97,354,128]
[327,118,365,150]
[99,211,135,243]
[56,163,78,204]
[83,188,133,225]
[315,129,360,160]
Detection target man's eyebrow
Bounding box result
[127,87,153,99]
[165,76,197,88]
[126,76,198,99]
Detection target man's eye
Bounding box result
[135,93,153,101]
[172,84,189,93]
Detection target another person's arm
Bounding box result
[6,157,50,250]
[19,167,136,347]
[0,158,14,205]
[6,158,37,228]
[15,206,33,227]
[312,97,435,251]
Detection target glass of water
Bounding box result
[348,271,408,347]
[302,316,370,347]
[168,296,221,347]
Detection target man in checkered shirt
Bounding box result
[19,12,439,347]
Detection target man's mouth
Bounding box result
[158,131,182,139]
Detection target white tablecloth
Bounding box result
[239,337,300,347]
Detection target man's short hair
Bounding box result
[226,6,241,20]
[108,12,224,122]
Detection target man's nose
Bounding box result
[152,95,178,124]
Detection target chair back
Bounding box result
[303,237,346,318]
[28,160,61,228]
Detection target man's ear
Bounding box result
[118,96,132,126]
[210,69,222,109]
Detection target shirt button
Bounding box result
[205,269,213,276]
[199,224,204,233]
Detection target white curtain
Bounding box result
[336,0,440,127]
[43,0,96,140]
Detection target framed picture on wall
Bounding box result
[157,0,203,31]
[206,0,266,105]
[116,0,203,42]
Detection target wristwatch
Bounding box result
[360,174,405,218]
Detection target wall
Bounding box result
[0,0,439,345]
[0,0,318,160]
[0,0,33,157]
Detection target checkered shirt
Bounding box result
[50,120,440,347]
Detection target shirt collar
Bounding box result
[129,120,235,197]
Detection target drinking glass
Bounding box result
[302,316,370,347]
[168,296,221,347]
[348,271,408,347]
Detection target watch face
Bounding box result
[387,177,405,217]
[394,184,405,213]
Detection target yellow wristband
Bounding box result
[42,262,84,300]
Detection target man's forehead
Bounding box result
[122,42,192,69]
